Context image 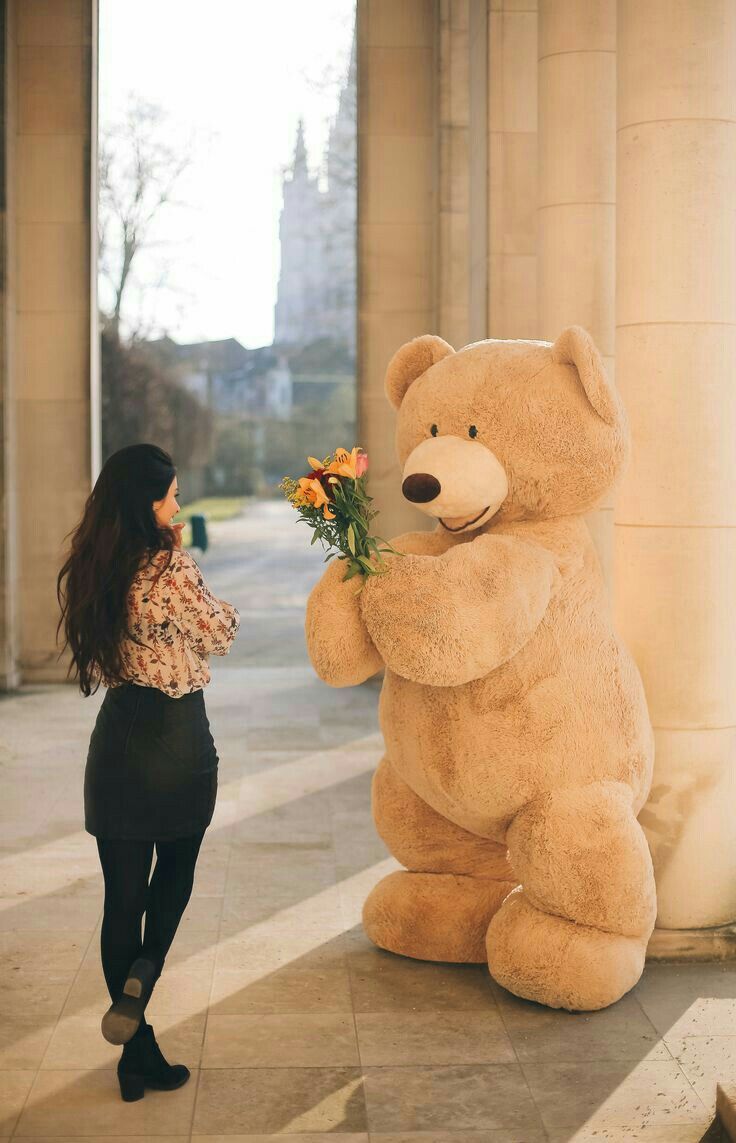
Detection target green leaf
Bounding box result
[347,523,356,555]
[357,556,375,573]
[343,561,361,581]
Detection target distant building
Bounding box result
[142,33,357,429]
[274,35,356,354]
[147,336,292,420]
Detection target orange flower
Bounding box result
[296,476,336,520]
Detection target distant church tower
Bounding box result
[274,33,356,353]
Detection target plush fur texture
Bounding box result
[305,326,656,1011]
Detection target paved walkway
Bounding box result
[0,499,733,1140]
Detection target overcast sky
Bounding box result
[99,0,355,349]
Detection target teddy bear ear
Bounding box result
[384,334,455,411]
[551,325,621,427]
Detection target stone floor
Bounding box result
[0,499,734,1141]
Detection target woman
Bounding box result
[56,443,240,1102]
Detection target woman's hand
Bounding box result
[162,522,185,549]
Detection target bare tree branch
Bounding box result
[98,92,205,343]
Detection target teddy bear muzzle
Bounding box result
[400,434,509,531]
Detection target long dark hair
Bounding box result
[56,443,177,696]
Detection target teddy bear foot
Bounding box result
[362,869,515,963]
[486,892,648,1011]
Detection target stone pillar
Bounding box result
[537,0,616,594]
[437,0,489,348]
[616,0,736,949]
[357,0,438,539]
[0,0,21,689]
[487,0,538,340]
[12,0,97,683]
[437,0,469,350]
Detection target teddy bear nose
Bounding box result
[402,473,441,503]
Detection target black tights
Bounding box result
[96,831,206,1028]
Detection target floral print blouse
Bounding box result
[103,548,240,698]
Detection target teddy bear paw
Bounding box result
[486,891,648,1011]
[362,869,515,963]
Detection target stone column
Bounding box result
[615,0,736,949]
[437,0,469,350]
[13,0,96,682]
[357,0,438,539]
[487,0,538,340]
[537,0,616,593]
[437,0,488,349]
[0,0,20,689]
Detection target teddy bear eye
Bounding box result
[468,425,479,439]
[430,424,439,437]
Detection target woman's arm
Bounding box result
[162,550,240,657]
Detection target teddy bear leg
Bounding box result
[362,756,517,962]
[486,780,657,1011]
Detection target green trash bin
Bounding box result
[190,513,208,553]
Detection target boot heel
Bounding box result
[123,957,158,999]
[118,1070,145,1101]
[102,957,159,1045]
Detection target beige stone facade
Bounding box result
[2,0,735,948]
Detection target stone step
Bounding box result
[717,1083,736,1140]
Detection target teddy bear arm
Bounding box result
[384,529,451,557]
[361,534,561,686]
[445,533,563,663]
[486,781,657,1010]
[305,559,384,687]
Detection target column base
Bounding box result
[646,922,736,962]
[0,665,22,691]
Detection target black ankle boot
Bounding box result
[102,956,159,1045]
[117,1021,190,1101]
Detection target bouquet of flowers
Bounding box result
[280,446,398,582]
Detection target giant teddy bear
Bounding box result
[305,326,656,1011]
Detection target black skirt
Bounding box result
[84,682,219,841]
